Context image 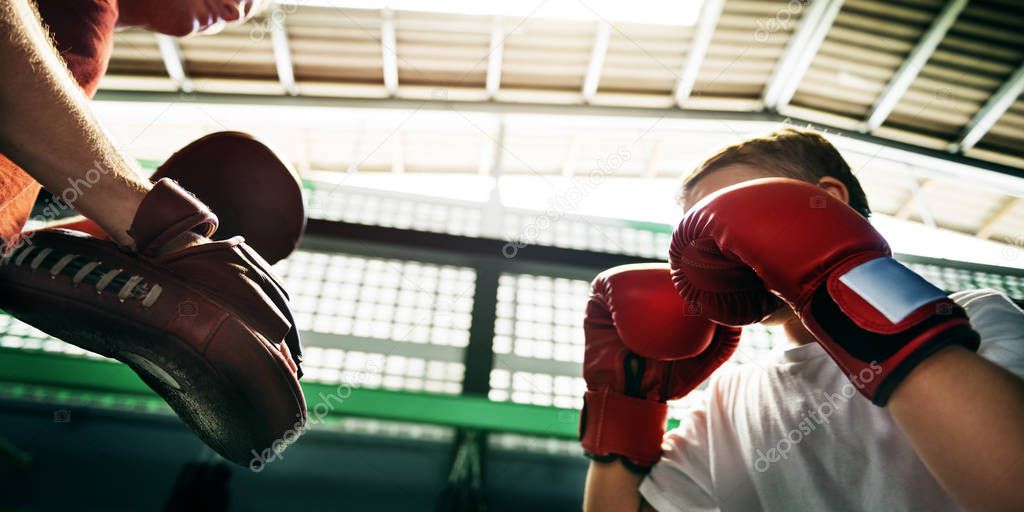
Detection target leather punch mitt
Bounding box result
[0,178,306,466]
[58,131,306,265]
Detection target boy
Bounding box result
[580,129,1024,511]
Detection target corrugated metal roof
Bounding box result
[100,2,1023,168]
[94,1,1024,246]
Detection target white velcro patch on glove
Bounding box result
[838,257,947,324]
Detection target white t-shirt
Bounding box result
[640,289,1024,512]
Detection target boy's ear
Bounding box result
[817,176,850,205]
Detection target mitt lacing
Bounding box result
[1,244,163,307]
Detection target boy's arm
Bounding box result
[668,180,1024,510]
[583,461,656,512]
[579,265,737,512]
[889,345,1024,512]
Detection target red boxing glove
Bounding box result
[670,178,979,405]
[579,264,741,470]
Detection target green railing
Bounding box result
[0,347,581,439]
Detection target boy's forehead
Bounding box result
[682,165,771,210]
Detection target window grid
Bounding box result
[493,274,588,363]
[301,346,464,395]
[488,272,791,413]
[488,369,585,409]
[907,263,1024,300]
[501,214,670,258]
[274,251,476,347]
[305,182,671,258]
[0,315,105,360]
[728,324,790,367]
[307,187,483,237]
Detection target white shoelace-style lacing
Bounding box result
[1,244,163,307]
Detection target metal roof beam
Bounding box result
[954,62,1024,151]
[895,179,936,227]
[94,90,1024,184]
[562,136,580,177]
[864,0,968,132]
[485,16,505,99]
[346,121,366,174]
[977,197,1020,239]
[155,34,193,93]
[643,138,663,178]
[381,8,399,96]
[391,131,405,174]
[674,0,724,104]
[762,0,844,110]
[270,5,299,96]
[582,21,612,103]
[483,119,505,179]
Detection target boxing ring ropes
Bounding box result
[1,181,1023,456]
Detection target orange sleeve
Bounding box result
[0,156,42,249]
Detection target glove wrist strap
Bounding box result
[803,256,980,405]
[579,389,668,468]
[128,178,218,256]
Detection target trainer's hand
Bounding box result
[117,0,266,36]
[579,264,740,469]
[59,131,306,264]
[669,178,979,405]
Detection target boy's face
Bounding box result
[680,164,771,213]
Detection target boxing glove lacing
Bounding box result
[1,244,163,307]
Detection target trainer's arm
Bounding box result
[0,0,149,246]
[889,345,1024,511]
[583,461,656,512]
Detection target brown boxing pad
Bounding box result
[151,132,306,265]
[0,180,306,467]
[0,230,306,467]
